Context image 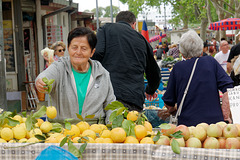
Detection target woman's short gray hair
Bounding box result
[179,29,203,58]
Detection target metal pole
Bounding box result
[110,0,113,23]
[96,0,99,29]
[0,0,7,110]
[164,4,166,29]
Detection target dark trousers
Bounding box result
[117,99,143,112]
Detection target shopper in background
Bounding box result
[92,11,161,112]
[214,40,230,72]
[162,30,233,126]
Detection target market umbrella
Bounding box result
[149,34,166,43]
[208,18,240,30]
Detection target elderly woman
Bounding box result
[35,27,116,124]
[162,30,233,126]
[50,41,66,61]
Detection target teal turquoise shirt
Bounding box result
[72,65,92,115]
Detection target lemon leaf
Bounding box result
[104,101,124,110]
[153,135,160,142]
[79,143,87,154]
[6,117,20,127]
[109,111,117,123]
[76,113,83,121]
[25,115,33,131]
[35,134,46,140]
[171,139,181,154]
[48,79,55,85]
[60,137,68,147]
[9,110,17,117]
[116,107,126,115]
[85,115,95,119]
[112,115,124,128]
[122,119,135,136]
[170,131,183,139]
[65,121,72,130]
[68,140,81,157]
[159,123,171,130]
[42,77,48,84]
[32,106,46,119]
[21,111,27,117]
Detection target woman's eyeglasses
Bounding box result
[57,49,65,52]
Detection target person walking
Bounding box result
[214,40,230,72]
[92,11,161,112]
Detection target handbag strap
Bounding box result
[174,58,199,121]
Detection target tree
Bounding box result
[104,6,120,17]
[91,7,105,18]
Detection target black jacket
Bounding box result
[92,21,161,109]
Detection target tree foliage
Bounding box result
[91,6,120,18]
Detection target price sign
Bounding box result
[227,86,240,124]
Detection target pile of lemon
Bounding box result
[0,108,156,144]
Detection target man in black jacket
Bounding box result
[92,11,161,112]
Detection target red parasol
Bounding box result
[208,18,240,30]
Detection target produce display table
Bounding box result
[1,143,240,160]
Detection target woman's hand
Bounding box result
[36,78,48,93]
[145,92,158,101]
[165,104,177,115]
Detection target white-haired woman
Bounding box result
[162,30,233,126]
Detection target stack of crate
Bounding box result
[161,68,171,90]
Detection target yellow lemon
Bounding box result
[127,111,139,121]
[36,119,44,127]
[40,121,53,133]
[12,125,26,140]
[1,128,13,141]
[8,139,16,143]
[95,137,104,143]
[46,106,57,119]
[124,136,139,144]
[55,134,65,143]
[13,115,23,123]
[76,121,90,134]
[103,138,113,143]
[144,121,153,132]
[45,137,58,143]
[100,129,111,138]
[29,128,42,138]
[72,137,81,143]
[110,127,126,143]
[140,137,154,144]
[18,138,28,143]
[82,129,96,140]
[134,125,147,140]
[99,124,108,130]
[27,137,39,143]
[64,125,80,138]
[90,124,102,134]
[0,138,7,143]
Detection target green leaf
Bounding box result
[85,115,95,119]
[32,106,46,119]
[47,85,53,93]
[122,119,135,137]
[79,143,87,154]
[64,118,74,122]
[170,131,183,139]
[171,139,181,154]
[112,115,124,128]
[10,110,17,117]
[42,77,48,84]
[109,111,117,123]
[60,137,68,147]
[51,123,63,133]
[153,135,160,142]
[159,123,171,130]
[116,107,126,115]
[21,111,27,117]
[106,123,112,129]
[104,101,125,111]
[123,110,128,118]
[65,121,72,130]
[136,117,145,125]
[68,140,81,157]
[76,113,83,121]
[141,113,148,121]
[25,116,33,131]
[48,79,55,85]
[6,117,20,127]
[35,134,46,140]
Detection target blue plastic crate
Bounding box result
[145,94,164,109]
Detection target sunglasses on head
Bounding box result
[57,49,65,52]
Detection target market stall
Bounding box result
[1,143,239,160]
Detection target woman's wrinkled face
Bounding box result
[68,36,95,67]
[55,46,65,57]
